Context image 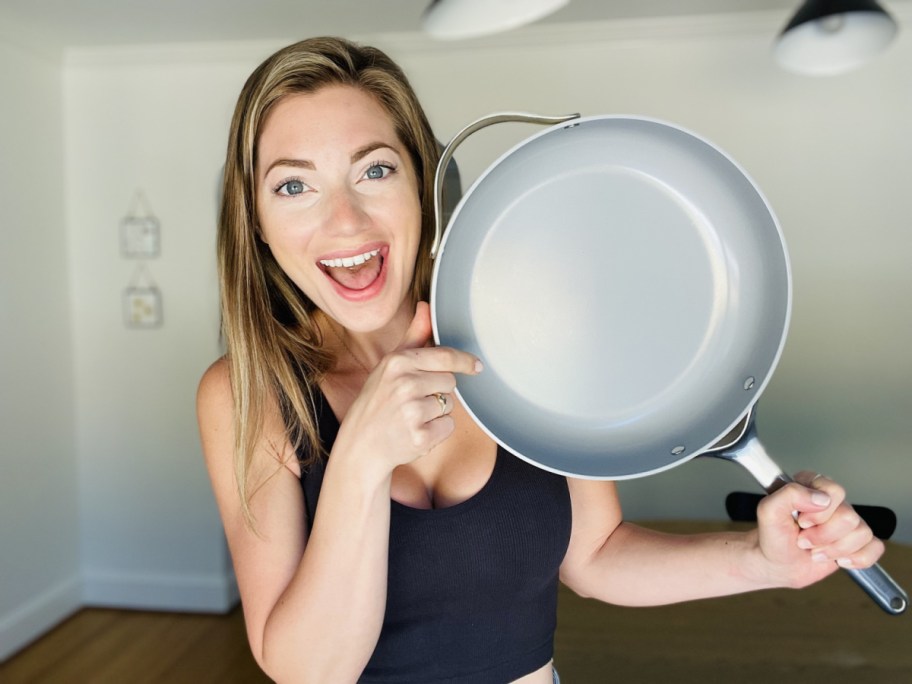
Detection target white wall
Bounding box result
[63,44,264,612]
[0,39,81,660]
[3,5,911,660]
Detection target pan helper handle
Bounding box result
[710,411,908,616]
[430,111,580,259]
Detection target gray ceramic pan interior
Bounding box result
[431,115,791,479]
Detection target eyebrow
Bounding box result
[351,141,399,163]
[262,141,402,178]
[263,158,315,176]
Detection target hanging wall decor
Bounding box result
[123,262,163,328]
[119,190,163,328]
[120,189,161,258]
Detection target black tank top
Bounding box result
[298,389,572,683]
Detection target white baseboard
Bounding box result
[82,569,239,614]
[0,576,82,662]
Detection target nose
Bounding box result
[324,186,370,237]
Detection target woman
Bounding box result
[197,37,884,683]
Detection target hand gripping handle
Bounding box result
[708,412,908,615]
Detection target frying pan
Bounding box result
[429,112,907,615]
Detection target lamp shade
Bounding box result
[422,0,569,40]
[773,0,898,75]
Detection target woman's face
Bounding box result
[255,85,422,333]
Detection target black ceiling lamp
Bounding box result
[773,0,898,75]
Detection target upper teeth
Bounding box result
[320,249,380,268]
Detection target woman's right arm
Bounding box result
[197,307,481,683]
[197,358,394,683]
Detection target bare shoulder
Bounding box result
[196,355,300,482]
[196,357,234,468]
[197,356,231,414]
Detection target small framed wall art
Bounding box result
[119,190,161,258]
[120,215,161,258]
[123,285,163,328]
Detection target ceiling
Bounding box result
[0,0,801,50]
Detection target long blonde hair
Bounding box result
[218,37,440,522]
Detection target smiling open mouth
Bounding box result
[319,248,383,291]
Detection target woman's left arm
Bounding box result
[559,473,885,606]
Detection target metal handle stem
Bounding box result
[430,111,580,259]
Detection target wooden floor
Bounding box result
[2,522,910,683]
[554,524,912,683]
[0,606,269,684]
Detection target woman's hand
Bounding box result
[754,471,885,588]
[333,301,482,473]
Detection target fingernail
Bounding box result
[812,551,828,563]
[837,558,854,568]
[811,492,831,507]
[474,360,484,373]
[797,538,813,550]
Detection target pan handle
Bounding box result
[705,410,908,616]
[430,111,581,259]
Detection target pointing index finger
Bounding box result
[406,345,483,376]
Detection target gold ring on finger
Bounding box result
[434,392,448,417]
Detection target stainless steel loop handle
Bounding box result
[430,111,580,259]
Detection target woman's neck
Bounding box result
[319,302,416,375]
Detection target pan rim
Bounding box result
[431,113,793,480]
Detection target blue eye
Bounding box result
[280,179,306,195]
[364,163,394,180]
[274,179,307,196]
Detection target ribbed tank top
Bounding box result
[297,388,572,683]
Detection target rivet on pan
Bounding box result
[744,376,756,390]
[671,445,686,456]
